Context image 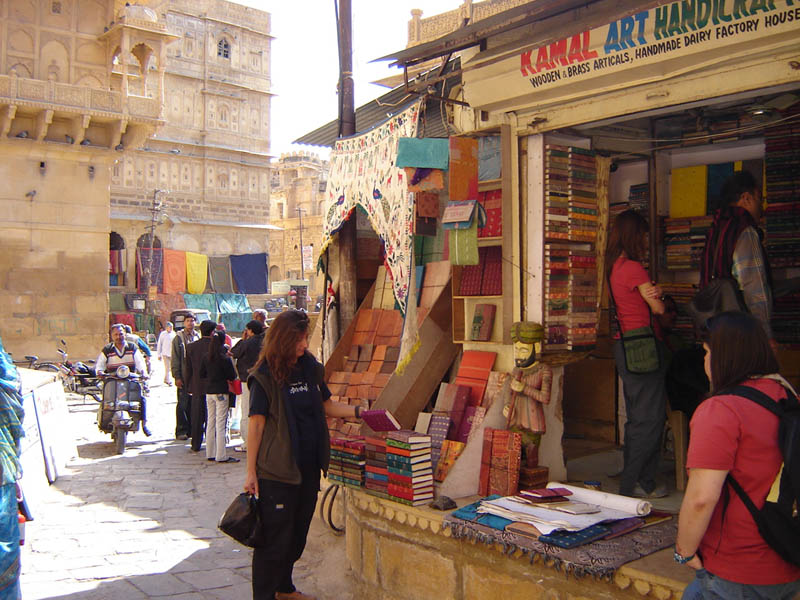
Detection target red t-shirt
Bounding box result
[687,378,800,584]
[609,256,651,338]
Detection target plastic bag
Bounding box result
[218,493,264,548]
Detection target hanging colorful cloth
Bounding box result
[322,99,423,313]
[162,249,187,295]
[185,252,208,295]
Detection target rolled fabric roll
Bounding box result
[547,482,652,516]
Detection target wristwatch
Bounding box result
[673,547,695,565]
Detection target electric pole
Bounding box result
[297,206,305,281]
[337,0,357,334]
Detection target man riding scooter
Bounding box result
[95,324,152,437]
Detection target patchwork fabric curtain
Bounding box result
[322,99,423,313]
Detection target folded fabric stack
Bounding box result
[328,437,365,488]
[628,182,649,215]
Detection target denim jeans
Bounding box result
[682,568,800,600]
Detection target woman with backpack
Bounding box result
[677,311,800,599]
[242,309,362,600]
[200,330,239,463]
[606,210,669,499]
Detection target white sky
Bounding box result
[232,0,462,157]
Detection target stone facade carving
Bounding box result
[109,0,272,294]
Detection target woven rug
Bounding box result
[443,499,676,579]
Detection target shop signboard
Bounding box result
[463,0,800,110]
[302,245,314,273]
[272,280,291,295]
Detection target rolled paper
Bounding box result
[547,482,652,516]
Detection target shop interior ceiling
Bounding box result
[567,85,800,161]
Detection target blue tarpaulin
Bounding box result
[216,294,250,314]
[230,253,269,294]
[219,312,252,333]
[183,294,218,313]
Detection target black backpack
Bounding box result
[725,384,800,567]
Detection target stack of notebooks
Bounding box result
[479,428,522,497]
[543,244,597,351]
[628,182,649,215]
[662,216,713,270]
[458,245,503,296]
[386,431,434,506]
[764,109,800,347]
[764,201,800,268]
[658,282,698,341]
[543,145,598,244]
[364,433,390,499]
[328,437,366,488]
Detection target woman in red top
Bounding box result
[677,311,800,599]
[606,210,667,498]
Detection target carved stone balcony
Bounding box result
[0,74,162,150]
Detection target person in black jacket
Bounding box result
[230,319,265,449]
[200,330,239,463]
[185,320,216,452]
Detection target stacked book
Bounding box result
[765,107,800,206]
[364,433,390,499]
[662,216,713,270]
[543,244,597,351]
[764,202,800,268]
[544,145,598,243]
[567,247,598,351]
[773,291,800,348]
[328,437,366,488]
[659,282,699,342]
[386,431,434,506]
[628,182,649,214]
[566,148,598,243]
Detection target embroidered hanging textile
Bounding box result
[322,99,422,313]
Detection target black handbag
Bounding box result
[218,493,265,548]
[686,277,747,330]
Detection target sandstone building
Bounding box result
[268,152,328,300]
[0,1,176,360]
[109,0,274,278]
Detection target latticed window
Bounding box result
[217,39,230,59]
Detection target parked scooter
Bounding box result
[98,365,147,454]
[55,340,102,402]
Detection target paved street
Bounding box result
[20,361,355,600]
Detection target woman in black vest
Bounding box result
[243,310,361,600]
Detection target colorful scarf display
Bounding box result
[185,252,208,295]
[322,99,422,313]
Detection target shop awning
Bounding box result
[293,59,459,148]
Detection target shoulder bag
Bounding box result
[608,269,661,375]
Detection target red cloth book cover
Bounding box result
[447,386,471,440]
[478,190,503,238]
[479,428,494,496]
[456,406,477,443]
[361,409,401,432]
[470,303,496,341]
[480,245,503,296]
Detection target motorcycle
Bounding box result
[54,340,102,402]
[98,365,147,454]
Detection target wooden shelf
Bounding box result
[452,295,504,299]
[478,178,501,191]
[477,236,503,246]
[452,339,506,345]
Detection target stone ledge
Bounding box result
[347,489,692,600]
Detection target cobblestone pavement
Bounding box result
[21,361,356,600]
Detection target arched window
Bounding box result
[217,39,230,59]
[219,104,229,126]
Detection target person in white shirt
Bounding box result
[157,322,177,386]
